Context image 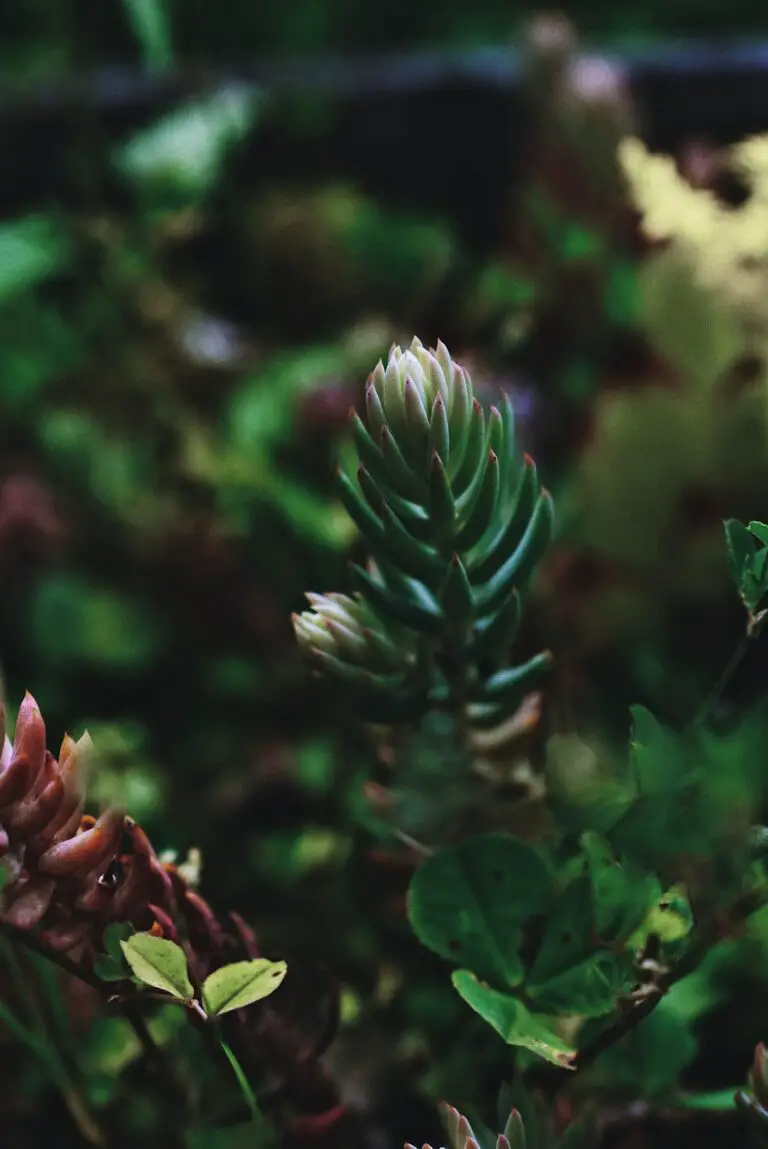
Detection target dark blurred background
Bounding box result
[4,2,768,1146]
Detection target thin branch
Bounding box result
[573,888,767,1073]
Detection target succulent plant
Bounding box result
[293,338,555,732]
[406,1095,594,1149]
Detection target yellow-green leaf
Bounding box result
[120,934,193,1000]
[201,959,287,1017]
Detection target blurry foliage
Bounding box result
[4,6,768,1149]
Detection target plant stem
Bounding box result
[573,887,767,1074]
[219,1037,271,1142]
[692,613,767,729]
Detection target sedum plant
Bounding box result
[293,336,555,737]
[294,338,768,1142]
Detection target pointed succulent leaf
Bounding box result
[306,648,410,693]
[469,592,522,661]
[455,451,500,551]
[202,958,287,1016]
[429,393,451,464]
[446,365,473,474]
[352,564,445,634]
[120,934,194,1000]
[454,400,486,493]
[440,555,474,622]
[471,457,538,580]
[357,463,431,540]
[382,354,407,434]
[500,1110,526,1149]
[474,652,553,706]
[452,971,577,1068]
[381,426,428,501]
[365,375,387,439]
[496,392,519,497]
[380,501,444,584]
[337,467,387,546]
[404,377,431,461]
[428,451,456,533]
[474,491,554,614]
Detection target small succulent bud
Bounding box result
[367,338,472,473]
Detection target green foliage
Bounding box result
[407,833,553,988]
[121,933,287,1019]
[121,934,195,1000]
[725,519,768,622]
[201,959,288,1017]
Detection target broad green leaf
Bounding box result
[581,832,661,942]
[527,953,628,1017]
[526,875,630,1017]
[120,934,193,1000]
[452,971,576,1068]
[527,877,595,986]
[201,959,287,1017]
[407,833,553,989]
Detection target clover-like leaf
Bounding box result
[407,833,553,989]
[526,875,630,1017]
[725,519,768,613]
[452,970,576,1068]
[120,934,194,1000]
[202,959,287,1017]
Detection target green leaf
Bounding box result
[407,833,553,988]
[581,832,662,942]
[528,953,628,1018]
[724,518,765,610]
[202,959,287,1017]
[452,971,576,1068]
[120,934,194,1000]
[526,876,630,1017]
